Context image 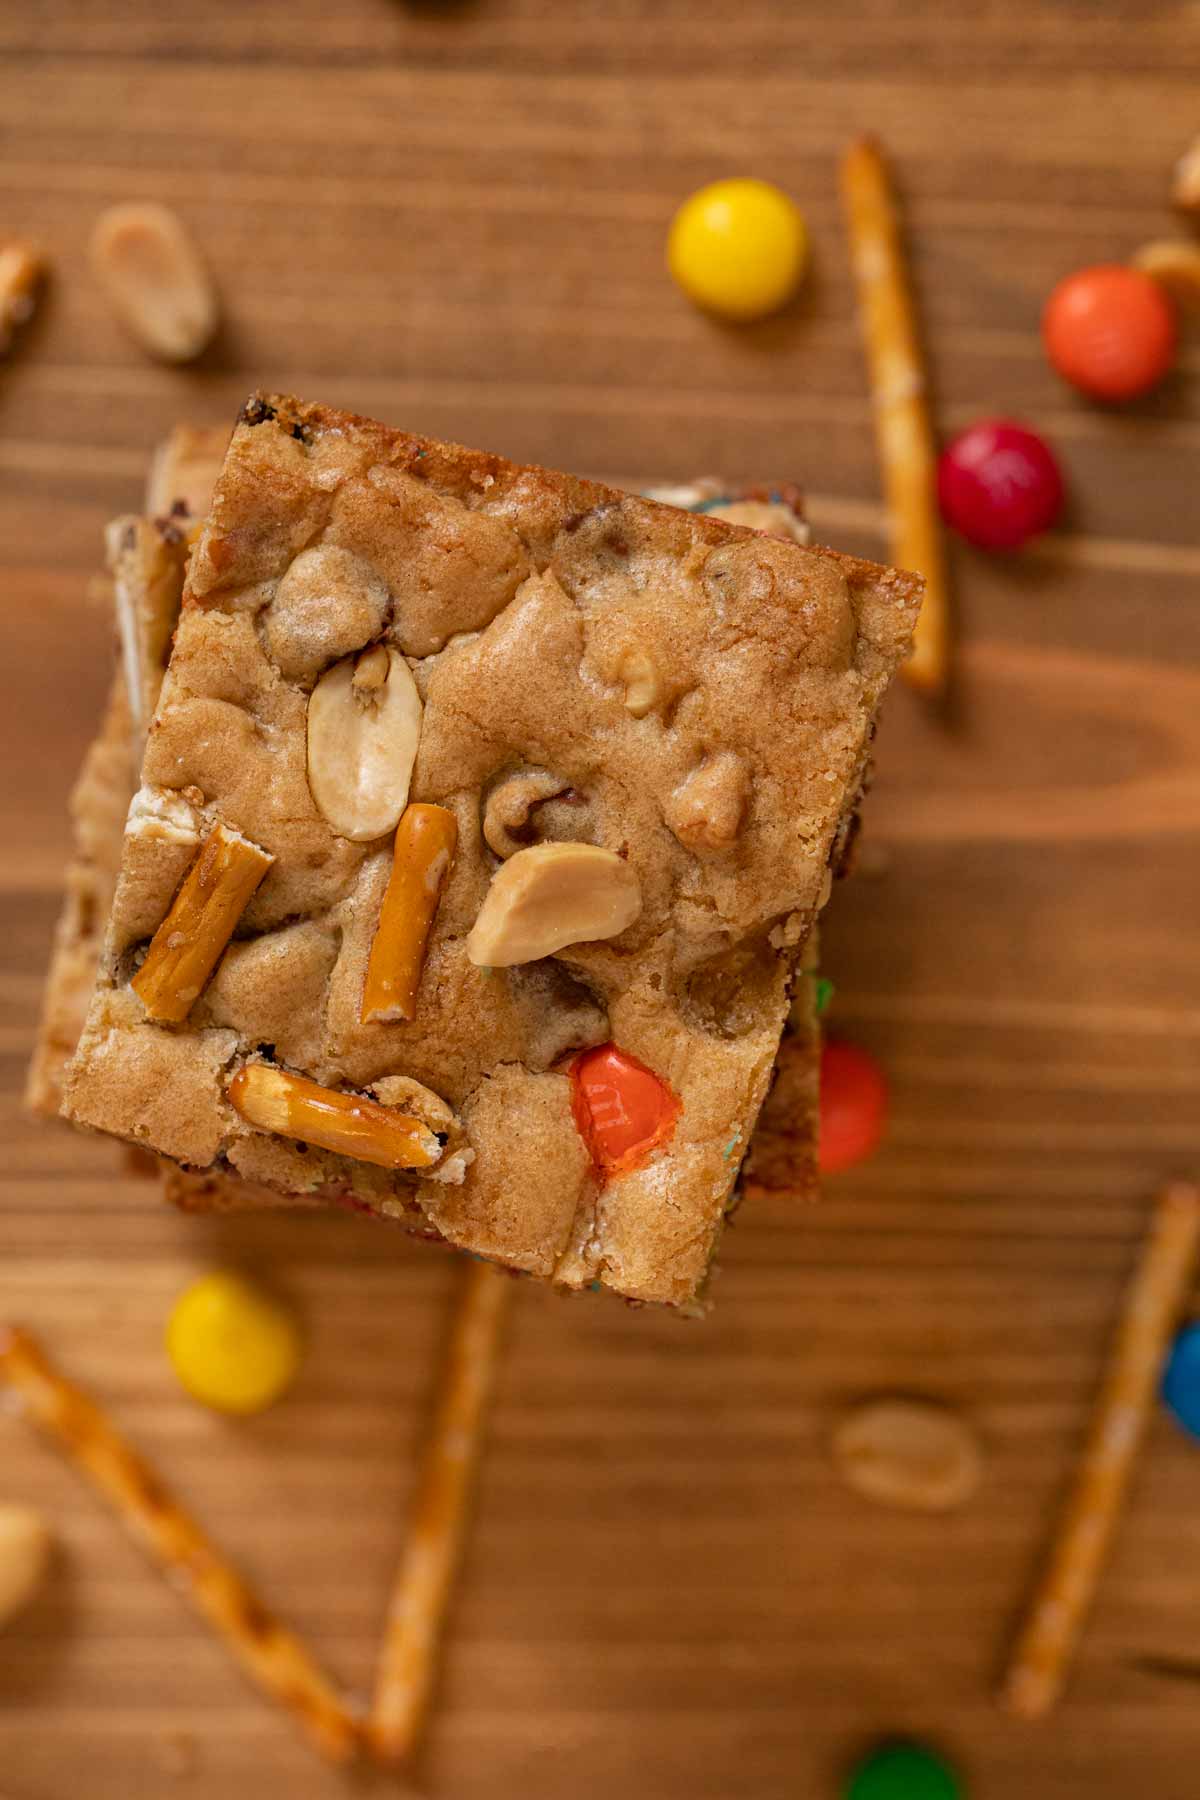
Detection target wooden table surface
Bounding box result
[3,4,1200,1796]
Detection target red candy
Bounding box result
[818,1039,888,1175]
[1042,264,1176,402]
[571,1043,681,1179]
[937,419,1064,551]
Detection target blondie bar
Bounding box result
[63,395,919,1304]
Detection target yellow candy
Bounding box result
[166,1270,301,1415]
[667,178,808,321]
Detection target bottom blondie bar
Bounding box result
[26,428,228,1118]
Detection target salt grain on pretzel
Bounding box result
[0,1325,359,1762]
[841,135,950,695]
[368,1259,511,1764]
[1000,1181,1200,1719]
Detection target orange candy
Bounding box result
[1042,264,1177,402]
[570,1044,681,1178]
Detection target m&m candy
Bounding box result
[570,1043,681,1178]
[1161,1321,1200,1439]
[846,1741,962,1800]
[166,1270,302,1415]
[1042,264,1177,402]
[667,178,808,322]
[819,1039,889,1175]
[937,419,1064,552]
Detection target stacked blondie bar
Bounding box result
[30,397,920,1307]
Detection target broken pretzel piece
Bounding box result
[1000,1181,1200,1719]
[0,240,44,356]
[841,135,949,696]
[369,1260,510,1764]
[228,1063,443,1171]
[362,803,458,1023]
[0,1325,358,1763]
[132,823,273,1024]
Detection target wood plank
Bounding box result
[2,4,1200,1796]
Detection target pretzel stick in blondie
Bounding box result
[228,1063,443,1170]
[362,803,458,1023]
[0,1326,359,1762]
[1000,1182,1200,1720]
[841,135,950,695]
[368,1260,511,1764]
[132,823,272,1023]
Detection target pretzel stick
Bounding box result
[1000,1181,1200,1719]
[0,1326,359,1763]
[368,1259,511,1763]
[841,135,951,695]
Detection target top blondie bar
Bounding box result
[63,394,920,1307]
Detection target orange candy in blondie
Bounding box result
[570,1043,681,1179]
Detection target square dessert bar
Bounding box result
[164,476,826,1224]
[26,430,821,1218]
[63,395,920,1306]
[167,482,825,1222]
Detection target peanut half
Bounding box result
[1132,240,1200,313]
[362,804,458,1023]
[703,497,810,543]
[616,647,662,718]
[90,203,218,363]
[665,752,749,851]
[228,1064,443,1172]
[831,1397,983,1513]
[1172,136,1200,219]
[466,842,641,967]
[132,823,273,1024]
[0,1503,51,1628]
[306,645,422,842]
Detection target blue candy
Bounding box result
[1161,1321,1200,1439]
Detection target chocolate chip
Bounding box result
[240,396,277,428]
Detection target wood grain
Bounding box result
[2,4,1200,1797]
